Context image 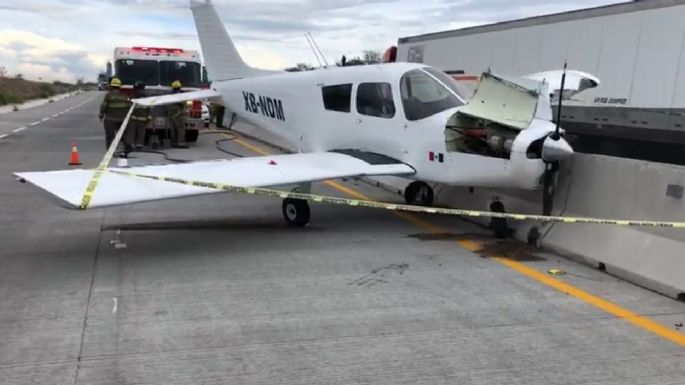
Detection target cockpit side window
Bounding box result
[322,83,352,112]
[400,69,462,121]
[356,82,395,119]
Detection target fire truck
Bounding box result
[113,46,208,144]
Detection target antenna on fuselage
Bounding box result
[307,32,329,67]
[305,33,323,67]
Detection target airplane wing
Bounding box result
[524,70,600,95]
[133,89,222,106]
[15,152,414,209]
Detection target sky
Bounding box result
[0,0,625,83]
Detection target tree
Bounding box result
[342,56,366,66]
[285,63,315,72]
[0,66,6,78]
[15,73,23,79]
[362,50,381,64]
[335,50,382,67]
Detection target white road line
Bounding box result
[12,126,26,133]
[51,113,59,118]
[0,134,8,139]
[41,117,50,122]
[28,121,40,126]
[112,297,118,314]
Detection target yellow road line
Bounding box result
[233,137,271,156]
[496,256,685,347]
[230,134,685,347]
[323,180,369,201]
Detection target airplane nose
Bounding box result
[541,135,574,162]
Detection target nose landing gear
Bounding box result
[489,199,508,239]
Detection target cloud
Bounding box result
[16,62,74,82]
[0,29,102,82]
[0,0,626,82]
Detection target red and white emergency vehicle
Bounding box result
[113,46,208,143]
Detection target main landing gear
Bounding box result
[404,181,434,206]
[282,199,310,227]
[282,183,311,227]
[404,180,508,239]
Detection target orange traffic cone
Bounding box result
[68,142,82,166]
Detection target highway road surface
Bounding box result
[1,91,684,385]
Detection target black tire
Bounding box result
[282,199,310,227]
[185,130,199,143]
[404,181,434,206]
[490,200,508,239]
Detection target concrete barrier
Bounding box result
[0,91,81,114]
[415,154,685,300]
[232,120,685,300]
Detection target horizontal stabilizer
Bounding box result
[16,152,414,209]
[524,70,600,94]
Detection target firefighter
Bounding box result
[168,80,188,148]
[98,77,132,150]
[212,102,226,128]
[127,81,150,150]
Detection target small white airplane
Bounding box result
[15,0,597,236]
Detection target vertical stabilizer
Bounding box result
[190,0,263,81]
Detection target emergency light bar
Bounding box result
[116,47,199,59]
[132,47,184,54]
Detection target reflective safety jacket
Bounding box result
[100,91,132,122]
[168,102,185,119]
[131,105,151,122]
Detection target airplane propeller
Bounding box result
[541,61,573,215]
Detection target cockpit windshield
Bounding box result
[400,69,464,121]
[421,67,469,101]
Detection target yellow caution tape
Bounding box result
[79,104,136,210]
[104,169,685,229]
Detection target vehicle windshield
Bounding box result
[159,61,202,88]
[400,69,463,121]
[115,59,158,86]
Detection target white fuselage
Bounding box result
[214,62,552,190]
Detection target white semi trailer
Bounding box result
[396,0,685,147]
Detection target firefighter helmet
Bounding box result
[171,80,182,89]
[110,77,122,87]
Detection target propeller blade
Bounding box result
[543,61,569,216]
[553,61,568,139]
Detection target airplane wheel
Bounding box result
[282,198,310,227]
[489,200,508,239]
[404,181,434,206]
[185,130,199,143]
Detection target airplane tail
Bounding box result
[190,0,266,81]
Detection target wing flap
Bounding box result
[15,152,414,209]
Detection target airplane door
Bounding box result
[318,83,358,150]
[353,82,406,159]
